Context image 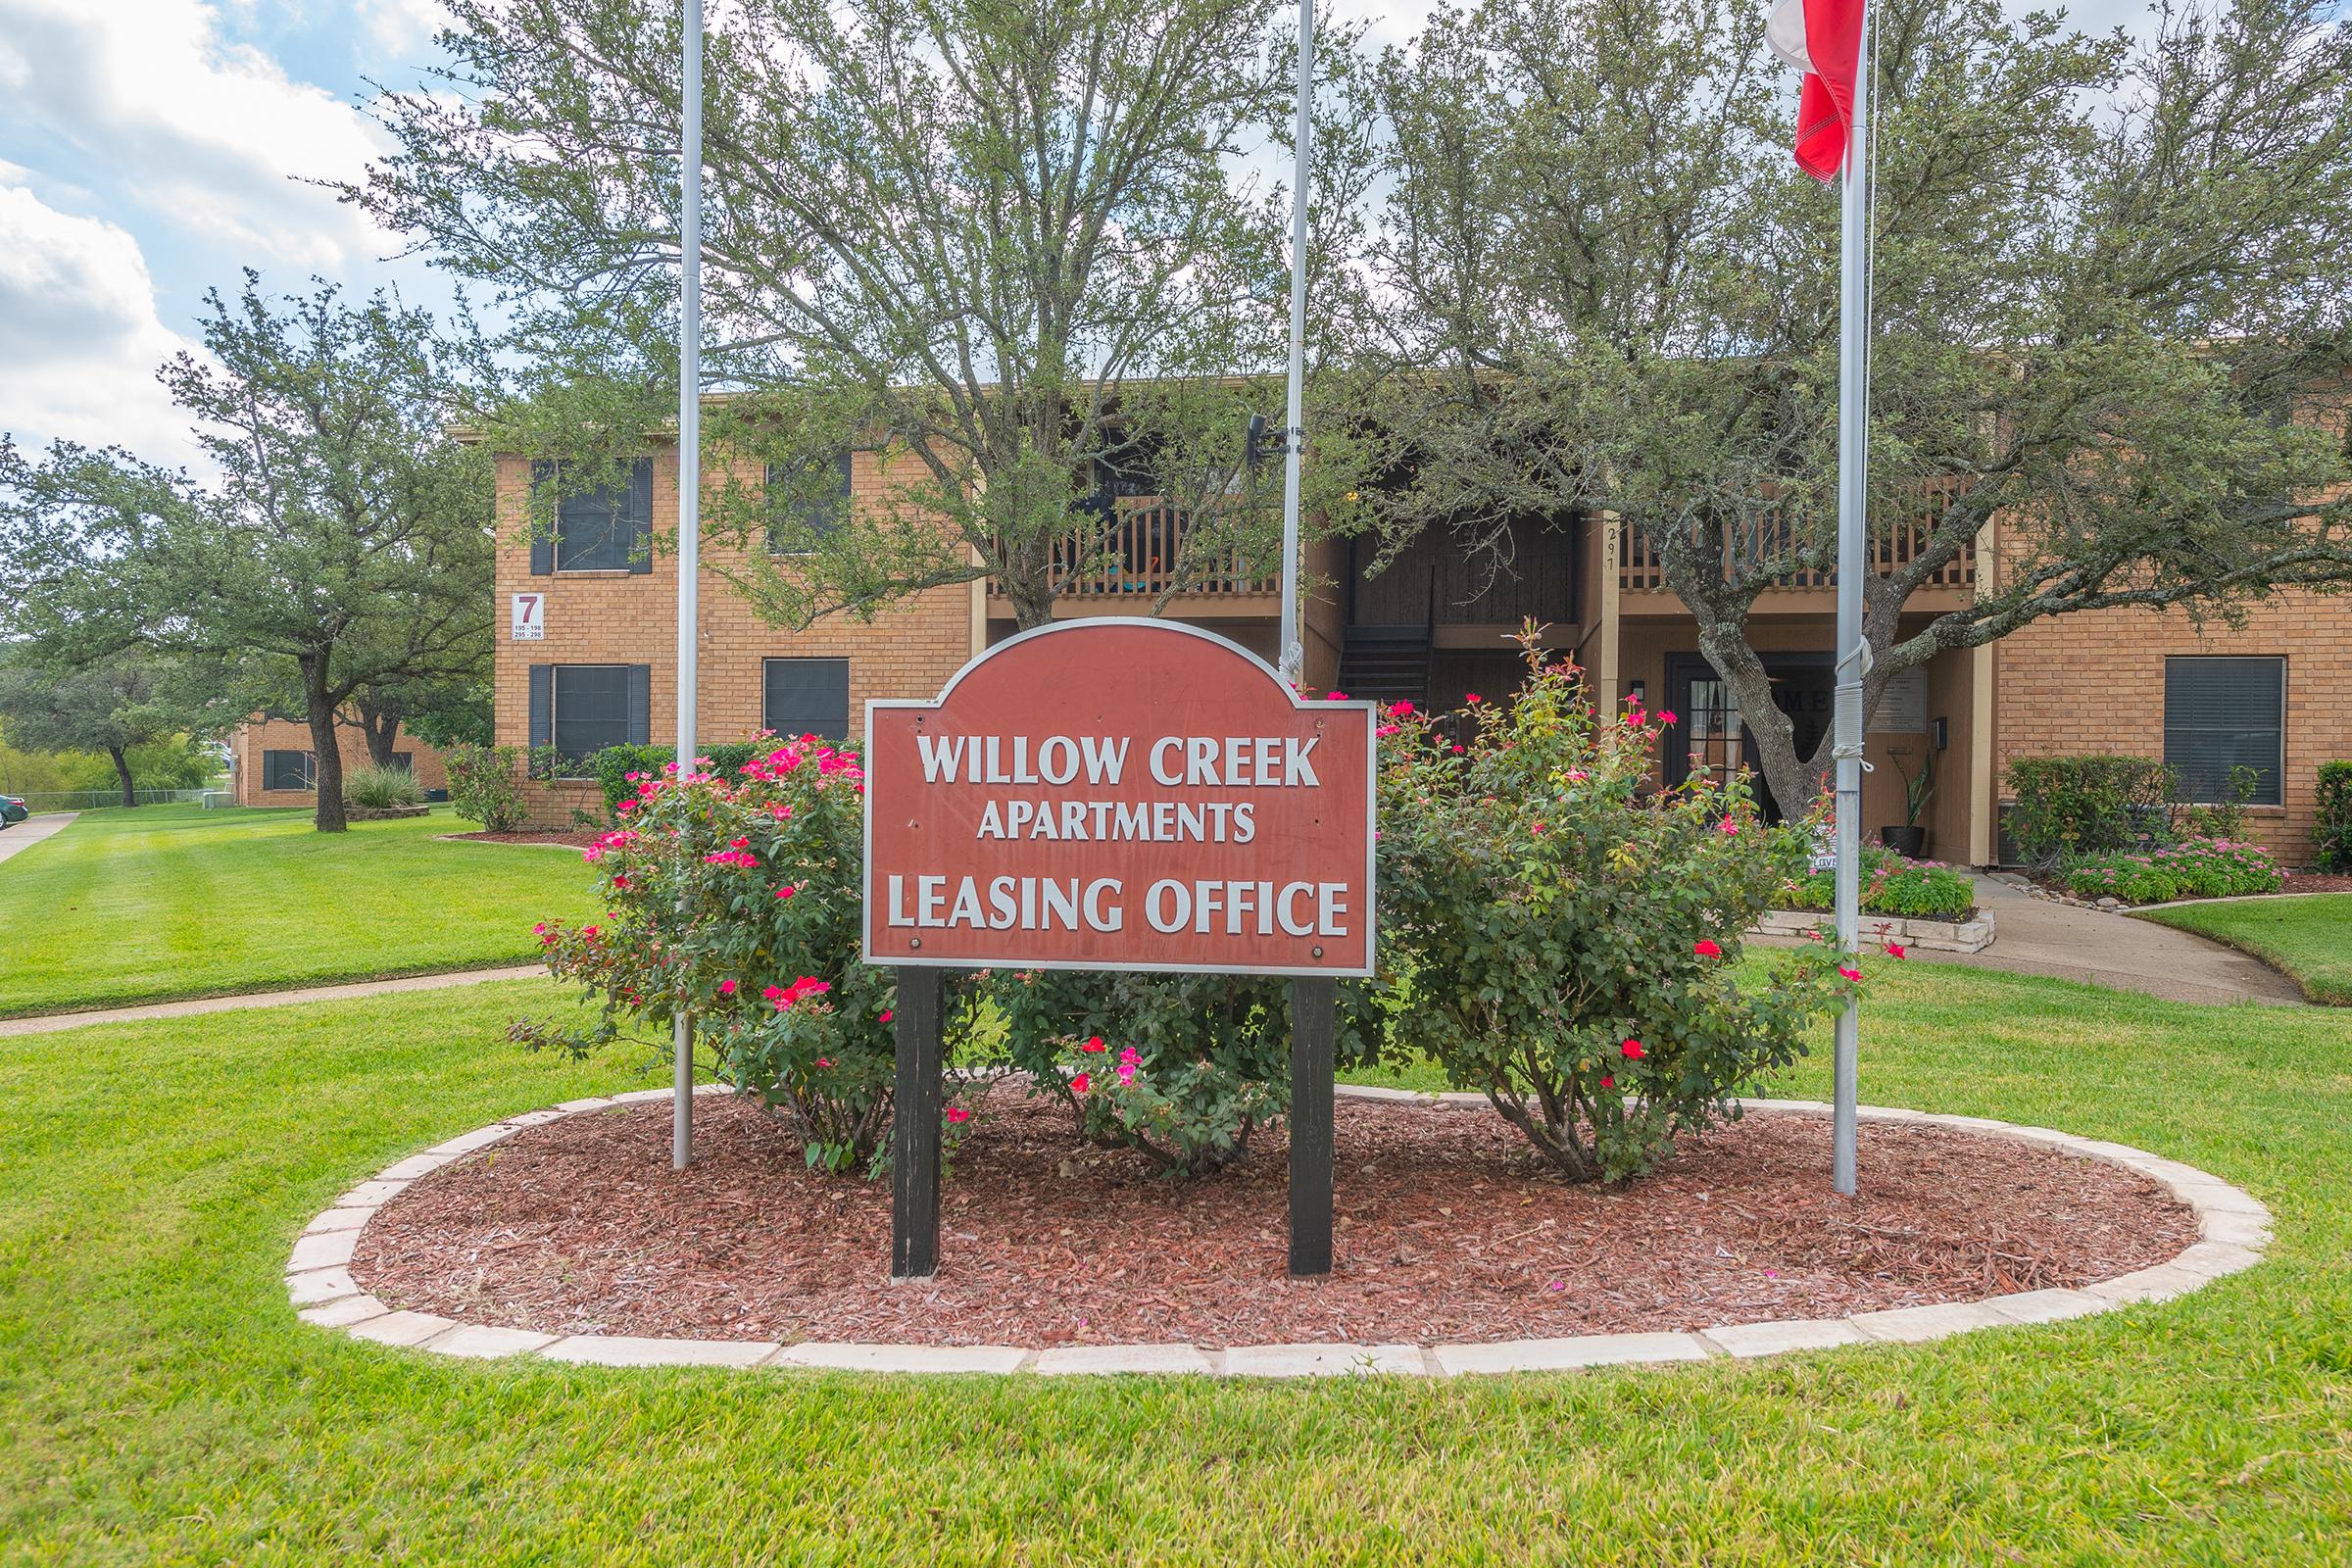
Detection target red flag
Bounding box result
[1768,0,1867,182]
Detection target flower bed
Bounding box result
[1780,849,1978,921]
[344,1092,2199,1348]
[2059,837,2283,905]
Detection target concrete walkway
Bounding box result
[1913,875,2308,1006]
[0,810,76,866]
[0,964,547,1039]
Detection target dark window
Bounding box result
[765,452,854,554]
[763,658,851,740]
[2165,656,2284,805]
[539,458,652,572]
[553,665,635,761]
[262,750,315,791]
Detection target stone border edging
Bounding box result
[286,1085,2272,1377]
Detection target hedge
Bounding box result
[2318,761,2352,873]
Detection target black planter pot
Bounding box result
[1879,825,1928,858]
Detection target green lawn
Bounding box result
[2135,894,2352,1005]
[0,806,598,1016]
[3,965,2348,1564]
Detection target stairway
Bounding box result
[1336,626,1433,707]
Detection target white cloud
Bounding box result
[357,0,453,54]
[0,185,202,466]
[0,0,388,269]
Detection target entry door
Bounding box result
[1664,655,1835,822]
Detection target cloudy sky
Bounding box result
[0,0,2153,471]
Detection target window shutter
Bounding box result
[528,663,553,750]
[528,461,555,575]
[628,664,653,746]
[2164,657,2284,805]
[628,458,656,574]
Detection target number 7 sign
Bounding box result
[511,593,546,641]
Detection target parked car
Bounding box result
[0,795,26,827]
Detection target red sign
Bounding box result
[863,619,1376,976]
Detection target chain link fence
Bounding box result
[5,788,226,813]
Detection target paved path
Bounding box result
[1913,875,2307,1006]
[0,810,76,866]
[0,964,547,1038]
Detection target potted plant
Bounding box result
[1880,747,1933,858]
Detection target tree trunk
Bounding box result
[301,657,349,833]
[355,700,401,766]
[108,747,136,808]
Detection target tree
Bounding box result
[1360,0,2352,811]
[0,276,497,831]
[354,0,1364,631]
[0,651,194,808]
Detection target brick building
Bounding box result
[228,715,452,808]
[487,432,2351,864]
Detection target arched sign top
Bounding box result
[862,618,1377,977]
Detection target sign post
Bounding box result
[864,619,1376,1280]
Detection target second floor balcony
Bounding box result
[989,503,1279,615]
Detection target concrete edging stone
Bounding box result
[285,1085,2271,1378]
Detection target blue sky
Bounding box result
[0,0,2153,471]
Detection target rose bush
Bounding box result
[988,967,1376,1176]
[1371,642,1857,1183]
[514,737,919,1171]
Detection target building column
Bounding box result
[1967,518,1998,867]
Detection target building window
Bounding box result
[554,666,636,761]
[261,750,315,791]
[763,658,851,740]
[2164,656,2284,806]
[765,452,854,555]
[530,459,652,573]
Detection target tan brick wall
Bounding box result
[1992,590,2352,864]
[229,714,453,808]
[493,445,979,827]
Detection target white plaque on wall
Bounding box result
[511,591,546,641]
[1871,664,1927,733]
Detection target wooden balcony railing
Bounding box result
[1014,504,1277,600]
[1620,513,1976,593]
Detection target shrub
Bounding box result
[1783,849,1978,921]
[2317,761,2352,873]
[516,740,916,1171]
[589,741,770,816]
[2175,764,2262,842]
[988,969,1306,1176]
[2062,837,2283,904]
[2005,755,2174,865]
[444,743,529,831]
[1370,642,1855,1184]
[342,761,423,809]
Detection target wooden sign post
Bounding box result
[864,619,1376,1281]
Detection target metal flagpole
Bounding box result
[673,0,705,1172]
[1277,0,1312,686]
[1830,1,1874,1197]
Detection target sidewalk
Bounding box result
[0,810,77,866]
[1915,875,2307,1006]
[0,964,547,1038]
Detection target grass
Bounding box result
[0,805,598,1017]
[2,964,2349,1564]
[2134,894,2352,1004]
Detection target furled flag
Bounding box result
[1768,0,1867,181]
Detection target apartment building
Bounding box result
[227,715,452,808]
[489,435,2350,863]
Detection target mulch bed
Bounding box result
[441,829,603,849]
[352,1095,2195,1348]
[2281,872,2352,896]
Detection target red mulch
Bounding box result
[352,1095,2194,1348]
[2282,872,2352,896]
[443,829,603,848]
